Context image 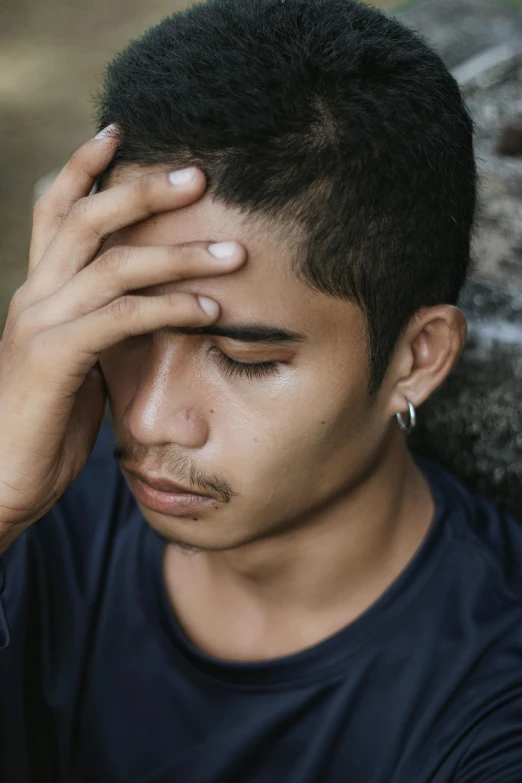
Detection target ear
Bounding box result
[385,305,468,419]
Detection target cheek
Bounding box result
[98,345,139,408]
[227,352,367,449]
[225,380,355,482]
[239,372,375,498]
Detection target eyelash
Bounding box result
[213,349,281,380]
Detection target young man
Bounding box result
[0,0,521,780]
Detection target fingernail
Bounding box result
[198,296,220,317]
[168,167,198,186]
[95,123,118,140]
[208,241,239,260]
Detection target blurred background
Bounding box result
[1,0,522,515]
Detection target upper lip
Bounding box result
[123,467,212,497]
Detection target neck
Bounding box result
[163,437,435,661]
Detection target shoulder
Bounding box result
[416,453,522,598]
[411,457,522,781]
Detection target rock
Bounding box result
[399,0,522,69]
[497,120,522,157]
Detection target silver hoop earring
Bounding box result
[396,399,416,435]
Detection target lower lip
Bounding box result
[127,474,214,516]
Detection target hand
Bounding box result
[0,127,245,552]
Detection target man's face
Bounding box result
[99,169,393,551]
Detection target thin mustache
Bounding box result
[113,446,238,504]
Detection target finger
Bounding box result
[30,292,221,379]
[29,241,245,328]
[29,125,120,275]
[28,167,207,300]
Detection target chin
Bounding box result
[141,506,261,553]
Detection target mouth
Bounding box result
[123,467,212,497]
[122,467,215,517]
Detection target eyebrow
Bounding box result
[160,324,309,345]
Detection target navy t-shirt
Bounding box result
[1,425,522,782]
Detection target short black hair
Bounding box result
[94,0,477,394]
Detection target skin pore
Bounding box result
[98,165,468,663]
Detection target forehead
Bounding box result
[103,165,365,347]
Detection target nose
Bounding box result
[124,337,210,450]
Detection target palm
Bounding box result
[61,366,107,484]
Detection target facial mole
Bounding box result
[321,421,326,424]
[210,409,214,414]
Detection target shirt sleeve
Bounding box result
[0,557,9,649]
[0,425,124,781]
[0,527,42,781]
[455,697,522,783]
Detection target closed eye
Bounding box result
[212,348,280,380]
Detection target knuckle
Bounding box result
[67,196,91,223]
[69,196,92,219]
[175,242,206,264]
[65,196,104,241]
[9,306,37,345]
[108,295,139,321]
[135,171,156,195]
[97,245,132,277]
[167,242,189,264]
[135,172,158,201]
[8,285,27,314]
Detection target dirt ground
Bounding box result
[0,0,520,329]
